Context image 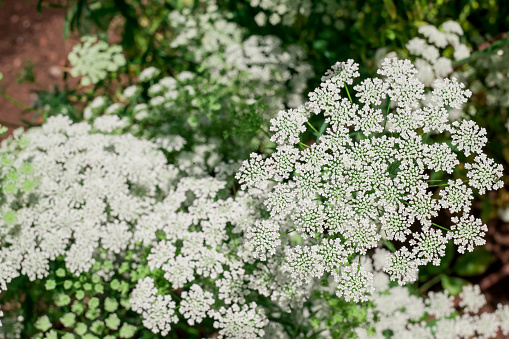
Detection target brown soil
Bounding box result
[0,0,79,137]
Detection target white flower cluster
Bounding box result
[179,284,215,326]
[2,116,285,337]
[131,171,301,334]
[237,58,503,299]
[0,116,179,289]
[209,302,269,339]
[472,44,509,111]
[249,0,345,29]
[130,277,178,336]
[355,250,509,339]
[405,21,470,86]
[68,36,126,86]
[250,0,312,26]
[167,2,313,110]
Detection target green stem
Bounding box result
[383,98,390,131]
[0,92,36,112]
[382,238,395,252]
[280,229,296,237]
[432,222,451,232]
[170,290,182,301]
[260,127,272,139]
[306,121,321,136]
[344,83,353,103]
[428,183,450,187]
[419,273,444,293]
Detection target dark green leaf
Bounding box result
[441,276,470,296]
[453,247,494,277]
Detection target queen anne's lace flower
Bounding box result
[235,154,268,190]
[0,116,178,286]
[269,108,309,145]
[180,284,215,326]
[410,229,448,266]
[245,220,281,261]
[131,278,178,335]
[236,58,502,296]
[451,120,487,156]
[141,295,178,336]
[400,21,470,88]
[321,59,360,87]
[209,302,269,339]
[426,290,455,318]
[130,277,158,313]
[459,285,486,313]
[465,154,504,194]
[383,247,419,285]
[432,77,472,109]
[282,245,324,286]
[357,252,509,338]
[439,179,473,213]
[335,262,374,302]
[68,36,126,86]
[354,77,390,106]
[449,215,488,253]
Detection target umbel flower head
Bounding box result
[68,36,126,86]
[0,116,179,290]
[237,58,503,300]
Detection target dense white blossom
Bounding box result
[0,116,178,287]
[401,21,471,87]
[335,262,374,302]
[209,303,269,339]
[131,277,178,335]
[449,215,488,253]
[235,154,268,190]
[356,256,509,338]
[141,295,178,336]
[465,154,504,194]
[432,78,472,109]
[451,120,487,156]
[439,179,473,213]
[282,245,324,286]
[245,220,281,261]
[236,58,502,295]
[180,284,215,326]
[426,290,455,318]
[321,59,360,87]
[383,247,419,285]
[269,108,308,145]
[459,285,486,313]
[130,277,158,313]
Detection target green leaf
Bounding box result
[2,210,17,225]
[453,247,494,276]
[441,276,469,296]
